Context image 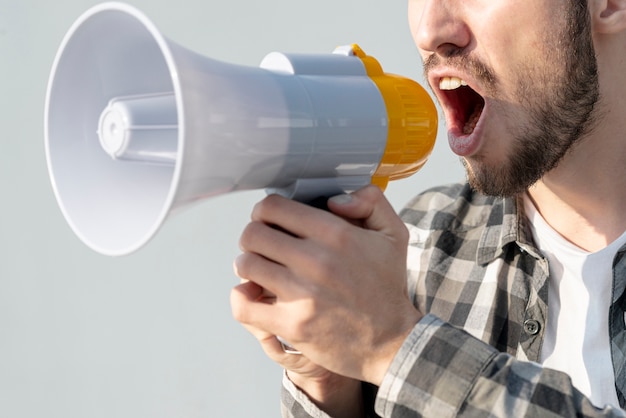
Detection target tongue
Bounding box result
[463,103,484,135]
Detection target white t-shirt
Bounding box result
[523,194,626,408]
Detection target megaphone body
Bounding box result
[45,2,437,256]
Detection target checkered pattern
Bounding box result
[281,182,626,417]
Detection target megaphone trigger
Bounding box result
[45,2,438,256]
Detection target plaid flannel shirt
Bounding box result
[282,182,626,417]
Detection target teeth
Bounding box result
[439,76,468,90]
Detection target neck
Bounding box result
[525,7,626,252]
[527,112,626,252]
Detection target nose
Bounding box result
[410,0,471,56]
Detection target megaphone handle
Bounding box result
[305,196,330,211]
[273,195,332,355]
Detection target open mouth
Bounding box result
[439,76,485,136]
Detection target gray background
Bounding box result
[0,1,463,417]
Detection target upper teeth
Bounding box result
[439,77,468,90]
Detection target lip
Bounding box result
[427,69,487,157]
[447,103,487,157]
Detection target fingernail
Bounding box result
[329,194,353,205]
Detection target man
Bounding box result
[230,0,626,416]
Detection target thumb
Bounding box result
[326,185,406,235]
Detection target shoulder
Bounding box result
[399,182,502,232]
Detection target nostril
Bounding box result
[439,43,467,59]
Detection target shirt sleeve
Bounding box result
[375,314,626,417]
[281,372,332,418]
[281,372,381,418]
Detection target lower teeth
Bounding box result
[463,104,483,135]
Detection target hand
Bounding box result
[232,280,364,418]
[232,279,333,378]
[230,185,422,385]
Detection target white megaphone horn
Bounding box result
[44,2,438,256]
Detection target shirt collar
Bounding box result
[476,194,542,265]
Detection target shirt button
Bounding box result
[524,319,541,335]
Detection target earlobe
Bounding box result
[593,0,626,34]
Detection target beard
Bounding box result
[430,2,601,198]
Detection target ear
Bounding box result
[591,0,626,34]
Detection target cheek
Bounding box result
[407,1,423,45]
[407,3,431,62]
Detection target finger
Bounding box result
[230,281,283,334]
[228,289,296,358]
[251,194,344,241]
[239,220,310,268]
[230,283,303,360]
[236,312,303,363]
[239,321,282,353]
[233,252,295,297]
[327,185,407,236]
[241,325,312,372]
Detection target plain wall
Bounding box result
[0,1,464,416]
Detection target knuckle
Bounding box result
[233,253,251,279]
[252,194,283,220]
[322,220,355,248]
[360,184,384,202]
[304,248,340,281]
[230,290,249,323]
[238,221,263,251]
[396,223,410,245]
[290,308,316,342]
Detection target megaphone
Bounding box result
[44,2,437,256]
